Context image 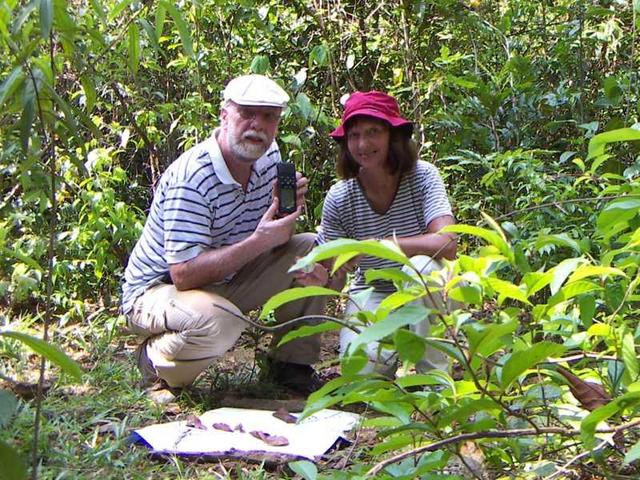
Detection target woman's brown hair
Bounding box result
[335,117,417,179]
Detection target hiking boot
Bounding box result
[135,340,159,389]
[267,360,324,396]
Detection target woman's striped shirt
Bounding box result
[317,160,453,293]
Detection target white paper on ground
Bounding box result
[133,407,360,460]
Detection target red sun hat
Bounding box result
[330,91,413,139]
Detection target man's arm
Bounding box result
[169,199,300,291]
[390,215,457,260]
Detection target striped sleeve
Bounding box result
[163,181,213,264]
[419,162,453,228]
[317,183,348,244]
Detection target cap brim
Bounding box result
[330,108,412,138]
[227,98,287,108]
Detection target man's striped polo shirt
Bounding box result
[122,130,280,314]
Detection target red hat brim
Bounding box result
[330,107,413,139]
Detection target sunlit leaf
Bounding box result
[486,277,530,305]
[260,286,338,319]
[0,67,25,108]
[347,305,428,355]
[587,128,640,160]
[250,54,270,74]
[394,329,425,363]
[276,321,341,347]
[160,1,194,58]
[341,347,369,376]
[500,342,566,388]
[127,23,140,75]
[0,330,82,381]
[622,332,639,384]
[597,198,640,235]
[550,257,584,295]
[624,440,640,464]
[441,224,513,262]
[364,268,417,286]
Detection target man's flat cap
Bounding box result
[222,74,290,108]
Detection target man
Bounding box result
[122,74,324,394]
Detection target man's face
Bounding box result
[221,102,281,162]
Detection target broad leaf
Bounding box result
[546,280,601,311]
[365,268,417,286]
[587,128,640,160]
[0,67,25,108]
[465,319,517,359]
[39,0,52,39]
[288,460,317,480]
[0,390,17,428]
[597,198,640,235]
[127,23,140,75]
[441,224,513,262]
[394,329,425,363]
[290,238,412,272]
[0,331,82,381]
[0,440,26,480]
[341,347,369,377]
[396,370,456,392]
[347,305,428,355]
[486,277,530,305]
[567,265,626,284]
[500,342,566,388]
[160,0,194,58]
[581,392,640,448]
[260,286,338,319]
[276,321,341,347]
[622,332,639,384]
[550,257,584,295]
[624,440,640,465]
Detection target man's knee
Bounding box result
[407,255,443,275]
[284,232,317,256]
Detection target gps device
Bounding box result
[276,162,297,215]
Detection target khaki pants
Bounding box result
[127,233,325,387]
[339,255,454,376]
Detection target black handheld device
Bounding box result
[276,162,297,215]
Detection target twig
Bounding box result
[493,194,640,221]
[212,303,362,334]
[544,438,609,480]
[366,417,640,477]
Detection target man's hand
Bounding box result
[252,197,301,251]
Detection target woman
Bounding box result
[297,91,457,375]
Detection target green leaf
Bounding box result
[624,440,640,465]
[535,233,583,254]
[347,305,428,355]
[160,1,194,58]
[579,295,596,328]
[309,44,328,66]
[250,55,270,74]
[291,238,412,272]
[449,284,483,305]
[277,321,341,347]
[441,224,513,262]
[486,277,530,305]
[396,370,456,392]
[127,23,140,76]
[0,331,82,381]
[19,93,35,153]
[622,332,639,384]
[296,92,313,120]
[0,67,25,108]
[465,320,517,359]
[155,3,166,39]
[567,265,625,284]
[341,347,369,376]
[394,329,425,363]
[587,128,640,160]
[0,440,27,480]
[260,286,338,319]
[0,390,17,428]
[550,257,585,295]
[365,268,418,286]
[597,198,640,234]
[39,0,52,39]
[109,0,135,21]
[581,392,640,448]
[79,75,97,112]
[546,280,601,310]
[288,460,317,480]
[501,342,566,388]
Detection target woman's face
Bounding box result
[346,117,390,171]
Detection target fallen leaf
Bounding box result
[186,414,206,430]
[234,423,245,433]
[557,366,611,411]
[250,430,289,446]
[273,407,297,424]
[212,422,233,432]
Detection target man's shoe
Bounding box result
[268,361,323,396]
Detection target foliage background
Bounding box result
[0,0,639,478]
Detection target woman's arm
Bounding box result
[387,215,457,260]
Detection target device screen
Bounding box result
[281,188,295,210]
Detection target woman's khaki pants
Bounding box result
[126,233,325,387]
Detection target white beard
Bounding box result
[227,126,269,161]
